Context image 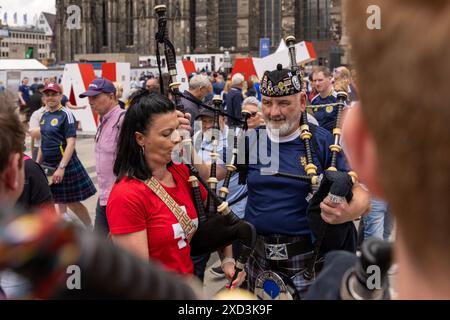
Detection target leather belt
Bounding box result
[255,235,313,261]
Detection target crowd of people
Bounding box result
[0,63,390,299]
[0,65,391,299]
[0,0,449,300]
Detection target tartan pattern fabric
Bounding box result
[245,247,315,300]
[48,155,96,203]
[145,177,197,242]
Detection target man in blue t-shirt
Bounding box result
[30,78,40,94]
[310,67,338,133]
[243,64,370,299]
[18,77,31,109]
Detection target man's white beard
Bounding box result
[266,120,293,137]
[265,107,302,137]
[265,112,301,137]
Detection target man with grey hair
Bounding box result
[181,74,212,128]
[225,73,245,128]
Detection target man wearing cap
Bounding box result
[194,105,248,219]
[242,64,370,299]
[79,78,125,236]
[192,103,249,281]
[37,83,96,228]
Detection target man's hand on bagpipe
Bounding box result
[318,177,370,226]
[320,195,353,225]
[176,110,192,132]
[222,263,247,289]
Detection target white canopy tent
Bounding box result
[0,59,48,93]
[0,59,48,70]
[275,39,287,53]
[252,41,317,79]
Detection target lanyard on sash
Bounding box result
[143,177,197,242]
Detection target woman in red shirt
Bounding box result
[107,92,244,286]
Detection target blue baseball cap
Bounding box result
[79,78,116,98]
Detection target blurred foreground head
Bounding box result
[343,0,450,298]
[0,93,26,206]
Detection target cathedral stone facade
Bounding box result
[56,0,342,67]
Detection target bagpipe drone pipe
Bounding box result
[154,5,256,284]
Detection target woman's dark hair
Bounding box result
[114,90,176,181]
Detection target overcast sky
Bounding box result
[1,0,56,25]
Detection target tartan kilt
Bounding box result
[245,247,316,300]
[48,155,96,203]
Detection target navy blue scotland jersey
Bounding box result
[40,107,77,166]
[310,91,338,132]
[244,125,350,237]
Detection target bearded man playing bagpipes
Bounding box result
[242,44,371,299]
